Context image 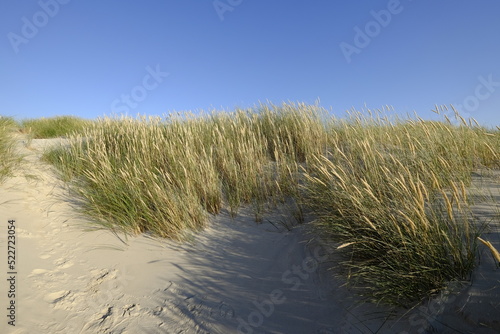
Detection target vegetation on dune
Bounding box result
[43,103,499,305]
[304,112,495,305]
[21,116,91,139]
[0,116,21,182]
[44,106,315,239]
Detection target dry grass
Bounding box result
[303,109,498,305]
[0,116,20,182]
[44,103,499,305]
[44,104,324,239]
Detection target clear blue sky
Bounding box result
[2,1,500,126]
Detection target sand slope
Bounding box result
[0,137,499,334]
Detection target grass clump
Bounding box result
[21,116,91,138]
[44,103,499,305]
[303,110,497,305]
[44,104,325,238]
[45,116,215,239]
[0,116,20,182]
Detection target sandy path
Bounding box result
[0,136,499,333]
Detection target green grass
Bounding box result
[303,113,495,305]
[44,107,313,238]
[21,116,91,139]
[0,116,20,182]
[43,103,499,306]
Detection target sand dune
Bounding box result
[0,137,499,333]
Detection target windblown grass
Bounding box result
[0,116,20,182]
[303,110,498,305]
[44,104,324,238]
[21,116,91,138]
[44,103,499,305]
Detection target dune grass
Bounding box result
[0,116,20,182]
[44,103,499,305]
[21,116,91,139]
[44,104,320,238]
[304,111,498,305]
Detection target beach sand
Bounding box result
[0,137,498,333]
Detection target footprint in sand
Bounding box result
[44,290,71,304]
[82,306,115,332]
[28,268,50,277]
[122,304,138,317]
[86,268,119,294]
[39,252,53,259]
[16,227,36,239]
[53,257,74,269]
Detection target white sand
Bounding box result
[0,137,499,333]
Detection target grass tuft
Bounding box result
[0,116,20,182]
[21,116,91,139]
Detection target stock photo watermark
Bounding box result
[110,64,169,114]
[236,245,331,334]
[6,219,17,327]
[213,0,243,21]
[400,287,458,334]
[340,0,406,64]
[449,74,500,122]
[7,0,71,54]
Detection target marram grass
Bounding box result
[44,103,499,305]
[0,116,21,182]
[21,115,91,139]
[45,105,320,239]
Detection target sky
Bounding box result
[1,0,500,126]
